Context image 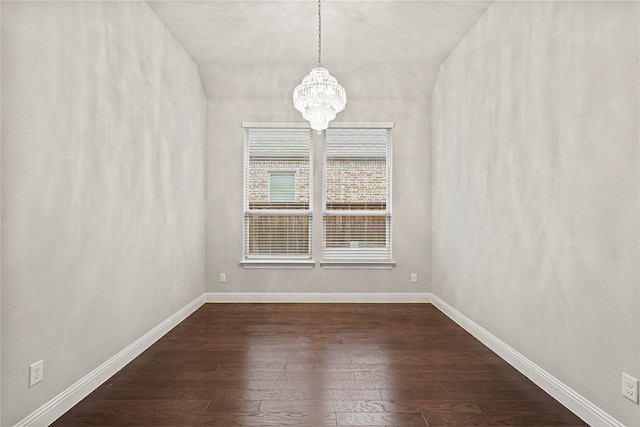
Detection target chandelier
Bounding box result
[293,0,346,133]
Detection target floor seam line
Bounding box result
[421,411,430,426]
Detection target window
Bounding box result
[322,127,393,263]
[243,127,313,262]
[269,172,296,203]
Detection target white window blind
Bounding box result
[323,128,392,261]
[244,127,313,260]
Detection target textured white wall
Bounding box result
[0,2,3,423]
[205,64,432,295]
[431,1,639,425]
[1,2,207,425]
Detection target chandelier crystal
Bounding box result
[293,0,346,133]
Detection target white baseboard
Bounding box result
[205,292,432,303]
[431,295,624,427]
[16,292,621,427]
[15,295,205,427]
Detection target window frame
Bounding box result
[321,126,395,268]
[241,124,315,268]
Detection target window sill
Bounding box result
[320,261,396,270]
[241,260,316,269]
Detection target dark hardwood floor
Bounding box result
[52,303,588,426]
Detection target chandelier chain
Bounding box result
[318,0,321,67]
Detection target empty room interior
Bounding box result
[1,0,639,426]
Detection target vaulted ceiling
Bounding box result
[147,1,492,100]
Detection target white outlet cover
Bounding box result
[29,360,43,387]
[622,372,639,403]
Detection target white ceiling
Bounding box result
[146,1,492,99]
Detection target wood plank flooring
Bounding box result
[52,303,587,426]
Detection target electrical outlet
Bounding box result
[622,373,639,403]
[411,273,418,283]
[219,273,226,283]
[29,360,43,387]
